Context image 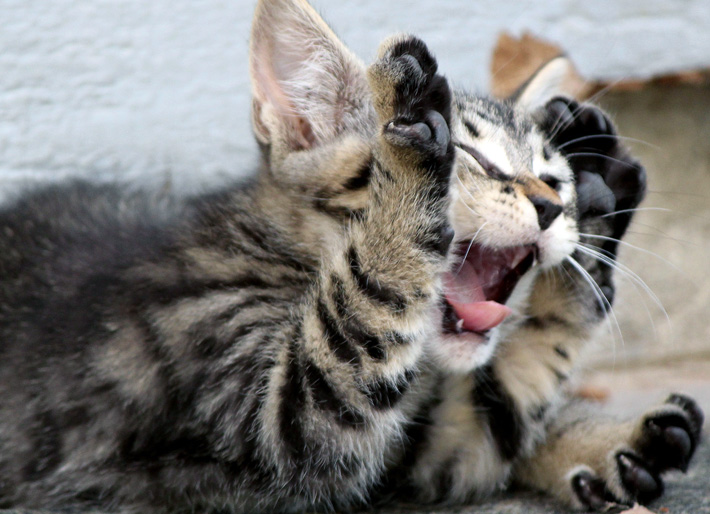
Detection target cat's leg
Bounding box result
[183,36,457,512]
[516,394,704,509]
[522,395,704,510]
[393,268,603,505]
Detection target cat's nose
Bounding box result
[530,196,563,231]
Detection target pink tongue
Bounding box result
[446,298,512,332]
[444,259,512,333]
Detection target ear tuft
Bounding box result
[249,0,368,151]
[512,57,589,110]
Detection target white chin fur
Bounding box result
[427,331,498,373]
[537,215,578,268]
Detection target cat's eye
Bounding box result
[463,120,480,138]
[455,142,509,181]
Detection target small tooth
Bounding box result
[456,318,464,333]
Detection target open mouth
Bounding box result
[442,242,536,336]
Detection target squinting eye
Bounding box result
[455,142,509,182]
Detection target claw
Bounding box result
[617,452,663,505]
[425,110,450,155]
[667,393,705,440]
[571,470,614,510]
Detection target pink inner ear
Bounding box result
[249,0,367,151]
[252,42,315,150]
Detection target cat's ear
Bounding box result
[511,56,585,110]
[249,0,369,150]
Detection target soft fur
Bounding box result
[0,0,702,512]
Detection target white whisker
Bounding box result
[599,207,671,218]
[565,255,624,356]
[455,222,489,275]
[557,134,658,151]
[574,244,671,333]
[563,152,639,168]
[577,233,683,275]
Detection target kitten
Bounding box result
[0,0,702,512]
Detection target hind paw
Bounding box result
[569,394,704,510]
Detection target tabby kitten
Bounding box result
[0,0,702,512]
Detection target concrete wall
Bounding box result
[2,0,709,191]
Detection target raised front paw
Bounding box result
[542,97,647,311]
[570,394,704,510]
[367,36,454,176]
[540,97,647,245]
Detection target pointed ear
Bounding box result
[249,0,369,150]
[512,56,588,110]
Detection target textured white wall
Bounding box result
[2,0,709,192]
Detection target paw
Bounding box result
[570,394,704,510]
[368,36,453,173]
[633,393,704,474]
[543,98,646,312]
[540,97,647,246]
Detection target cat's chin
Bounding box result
[429,330,498,373]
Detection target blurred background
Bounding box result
[1,0,709,381]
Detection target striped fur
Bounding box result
[0,1,701,512]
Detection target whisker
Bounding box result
[623,228,701,248]
[575,244,664,343]
[577,232,684,275]
[565,255,624,352]
[560,262,620,367]
[455,171,483,212]
[557,134,659,151]
[599,207,671,218]
[646,189,710,200]
[563,152,640,168]
[574,244,671,332]
[455,222,489,275]
[547,79,626,140]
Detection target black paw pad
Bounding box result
[576,170,616,219]
[571,470,615,510]
[389,37,438,81]
[543,97,615,152]
[382,37,452,127]
[541,96,647,263]
[599,284,615,311]
[616,452,663,505]
[666,393,705,442]
[641,412,695,472]
[378,37,454,176]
